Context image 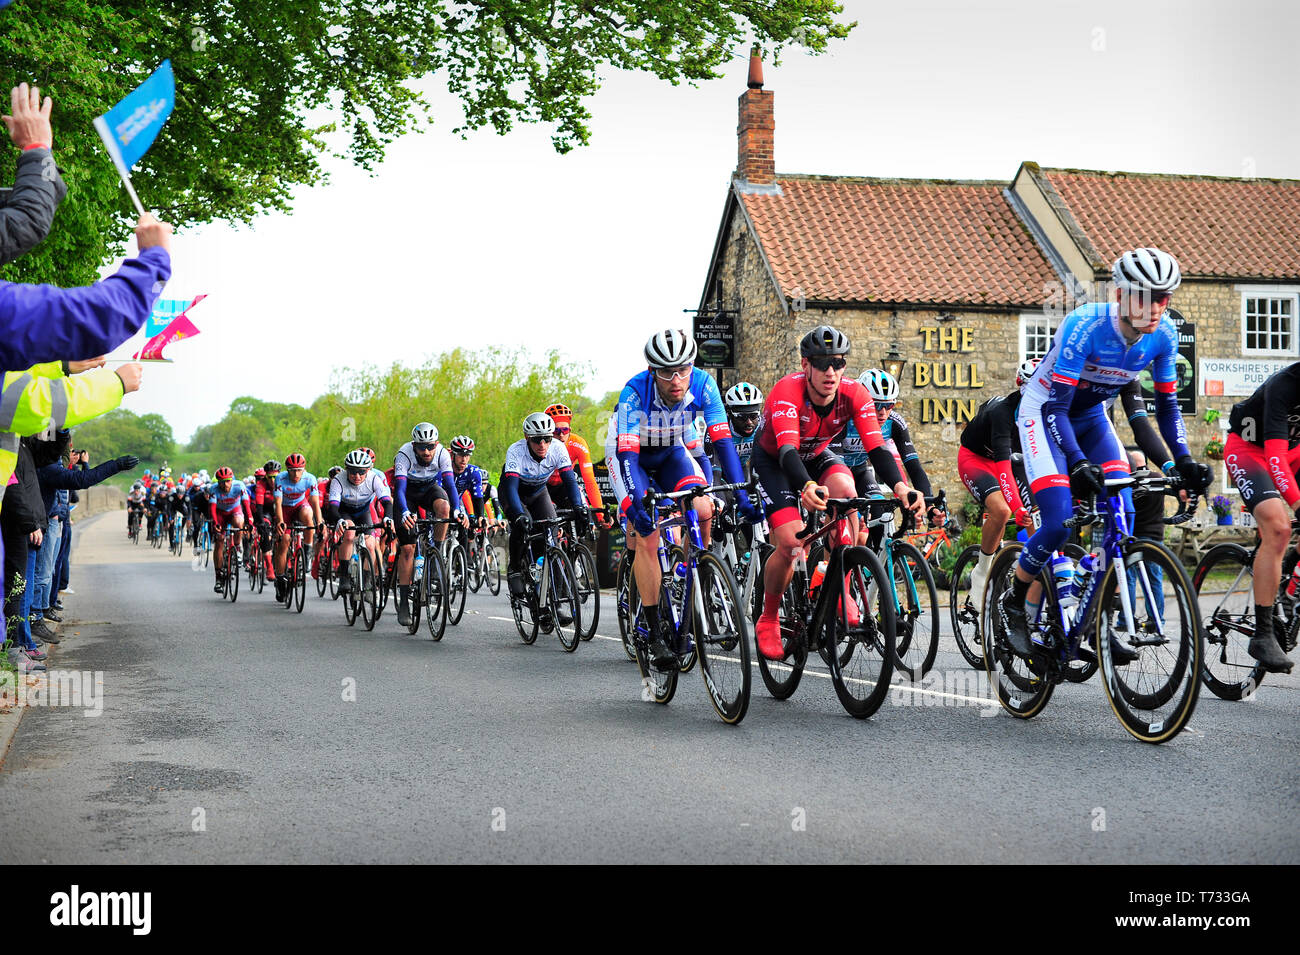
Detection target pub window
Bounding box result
[1019,313,1062,364]
[1240,290,1300,356]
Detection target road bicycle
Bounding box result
[128,508,142,544]
[630,482,750,724]
[555,506,604,642]
[280,522,314,613]
[193,519,212,568]
[404,517,458,640]
[217,523,241,603]
[902,491,961,585]
[244,523,266,596]
[981,474,1202,744]
[338,523,391,631]
[1192,516,1300,700]
[509,516,583,653]
[169,511,186,556]
[856,494,942,681]
[313,526,333,598]
[149,511,165,549]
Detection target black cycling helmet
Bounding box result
[799,324,851,358]
[264,459,281,473]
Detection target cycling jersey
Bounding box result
[501,438,583,520]
[546,433,604,509]
[209,480,250,514]
[1227,362,1300,507]
[958,390,1025,513]
[834,410,930,496]
[327,470,392,522]
[275,471,319,512]
[393,441,458,516]
[453,462,488,518]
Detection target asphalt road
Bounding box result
[1,512,1296,863]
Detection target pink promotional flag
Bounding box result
[138,313,201,361]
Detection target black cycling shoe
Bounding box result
[1108,634,1140,666]
[997,590,1033,658]
[338,573,353,595]
[647,622,678,671]
[273,577,286,602]
[1248,633,1294,673]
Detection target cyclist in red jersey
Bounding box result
[543,402,610,528]
[752,325,924,660]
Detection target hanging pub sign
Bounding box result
[693,310,735,368]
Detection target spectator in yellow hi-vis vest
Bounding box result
[0,358,143,511]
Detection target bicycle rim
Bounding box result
[754,548,807,700]
[546,548,582,652]
[1097,541,1202,743]
[425,547,448,641]
[1192,544,1268,701]
[826,546,895,718]
[448,544,468,627]
[982,543,1054,719]
[572,544,600,640]
[891,540,940,681]
[948,545,985,670]
[694,552,750,724]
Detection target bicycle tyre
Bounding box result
[1096,539,1202,743]
[544,547,582,652]
[982,543,1054,719]
[693,551,750,724]
[615,548,637,660]
[425,545,448,641]
[343,556,359,626]
[359,547,378,631]
[226,541,239,603]
[315,540,328,597]
[949,544,985,670]
[753,548,808,701]
[294,548,307,613]
[571,542,600,641]
[467,540,483,593]
[825,545,896,718]
[448,543,468,627]
[1192,543,1268,701]
[632,603,678,705]
[891,539,940,681]
[485,542,502,596]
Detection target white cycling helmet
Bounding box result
[1016,358,1040,387]
[411,421,439,445]
[644,329,697,368]
[859,368,899,404]
[522,412,555,438]
[1112,247,1181,295]
[344,449,371,470]
[724,381,763,410]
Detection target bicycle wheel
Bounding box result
[202,532,211,568]
[753,548,807,700]
[359,547,379,631]
[982,543,1055,719]
[467,540,483,593]
[293,548,307,613]
[485,542,502,596]
[825,546,896,718]
[693,551,751,724]
[425,545,448,641]
[544,548,582,652]
[949,544,985,670]
[889,540,940,681]
[1094,539,1201,743]
[315,541,328,597]
[226,543,239,603]
[571,543,600,641]
[343,556,359,626]
[615,549,637,661]
[448,543,469,627]
[632,602,678,704]
[1192,543,1268,701]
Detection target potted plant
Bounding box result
[1205,437,1224,460]
[1211,494,1233,525]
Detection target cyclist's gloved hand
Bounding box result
[736,489,759,525]
[1175,456,1213,493]
[625,500,655,537]
[512,512,533,535]
[1068,459,1104,498]
[574,511,591,538]
[1012,506,1032,528]
[115,454,140,470]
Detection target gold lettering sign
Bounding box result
[915,327,984,389]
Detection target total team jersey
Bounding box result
[1019,301,1188,465]
[604,368,732,460]
[275,471,320,513]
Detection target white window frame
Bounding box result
[1019,312,1062,364]
[1238,285,1300,357]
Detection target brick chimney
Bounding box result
[737,48,774,185]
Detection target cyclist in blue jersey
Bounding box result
[719,381,762,476]
[449,435,488,520]
[273,452,322,601]
[603,329,757,668]
[998,248,1213,659]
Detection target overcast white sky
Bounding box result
[103,0,1300,444]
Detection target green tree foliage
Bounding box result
[209,411,276,476]
[67,406,173,462]
[0,1,851,284]
[300,347,593,478]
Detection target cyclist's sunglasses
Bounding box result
[554,426,571,436]
[730,411,760,423]
[1139,291,1173,306]
[807,356,847,371]
[875,401,896,412]
[653,366,693,382]
[528,435,553,445]
[413,443,437,452]
[345,467,368,477]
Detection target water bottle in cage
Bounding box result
[1050,552,1077,621]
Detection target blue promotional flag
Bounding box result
[146,298,191,337]
[93,59,174,173]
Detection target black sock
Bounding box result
[1011,576,1031,605]
[642,603,660,635]
[1255,606,1273,639]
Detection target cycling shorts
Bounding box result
[958,446,1002,505]
[608,443,706,513]
[213,510,245,531]
[1224,432,1300,512]
[752,443,850,529]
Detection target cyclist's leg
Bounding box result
[428,486,451,543]
[958,447,1007,598]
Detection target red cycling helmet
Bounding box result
[255,467,266,477]
[359,446,376,465]
[286,452,306,469]
[544,402,572,423]
[215,467,234,481]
